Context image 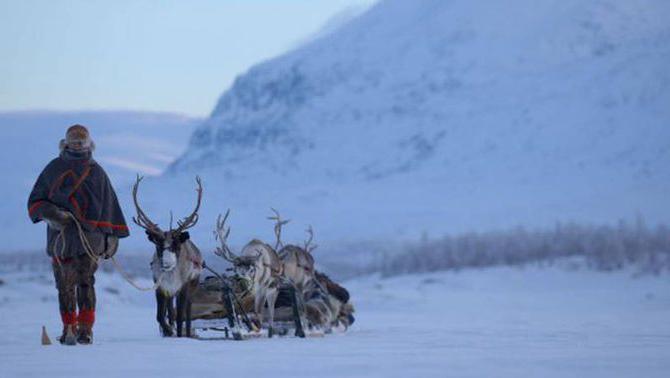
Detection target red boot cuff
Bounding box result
[61,312,77,325]
[78,309,95,325]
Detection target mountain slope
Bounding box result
[165,0,670,246]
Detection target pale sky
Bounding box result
[0,0,377,117]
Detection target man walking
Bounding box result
[28,125,129,345]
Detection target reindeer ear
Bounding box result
[146,230,157,243]
[179,232,190,242]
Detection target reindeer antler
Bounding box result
[131,174,163,236]
[268,208,290,250]
[174,176,203,233]
[304,225,318,253]
[214,209,239,263]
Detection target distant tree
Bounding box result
[376,217,670,277]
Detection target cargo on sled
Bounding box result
[191,269,355,340]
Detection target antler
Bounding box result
[174,176,203,233]
[131,174,163,236]
[214,209,239,263]
[268,208,290,250]
[304,225,318,253]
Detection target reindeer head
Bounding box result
[132,175,203,271]
[236,245,265,279]
[213,210,262,281]
[270,208,318,256]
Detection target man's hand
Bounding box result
[103,235,119,259]
[41,205,73,230]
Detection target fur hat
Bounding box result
[60,124,95,152]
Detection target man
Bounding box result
[27,125,129,345]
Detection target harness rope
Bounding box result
[52,215,163,292]
[202,263,256,331]
[47,160,162,292]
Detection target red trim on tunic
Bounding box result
[52,256,74,265]
[49,170,74,199]
[28,201,45,216]
[42,164,129,232]
[84,220,129,231]
[69,180,129,231]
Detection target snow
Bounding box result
[2,263,670,377]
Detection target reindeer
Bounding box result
[268,210,324,333]
[273,270,355,332]
[132,175,204,337]
[309,271,355,331]
[214,210,284,337]
[277,222,317,295]
[270,216,355,332]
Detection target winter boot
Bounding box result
[77,309,94,344]
[59,312,77,345]
[77,323,93,344]
[58,325,77,346]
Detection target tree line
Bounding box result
[376,218,670,277]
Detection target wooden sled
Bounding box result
[191,274,308,340]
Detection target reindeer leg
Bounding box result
[223,286,236,328]
[289,286,306,338]
[296,284,310,334]
[266,288,278,338]
[185,280,197,338]
[254,290,265,333]
[167,296,175,330]
[155,290,173,337]
[176,289,185,337]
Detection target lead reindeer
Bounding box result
[214,210,284,337]
[132,175,204,337]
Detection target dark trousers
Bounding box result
[52,253,98,325]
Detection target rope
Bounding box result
[203,264,253,303]
[51,214,162,292]
[109,254,162,292]
[53,229,66,268]
[202,263,257,332]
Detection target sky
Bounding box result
[0,0,378,117]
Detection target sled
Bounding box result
[191,273,308,340]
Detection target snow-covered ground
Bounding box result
[1,263,669,377]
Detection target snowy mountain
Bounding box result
[163,0,670,248]
[1,111,199,251]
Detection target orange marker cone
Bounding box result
[41,325,52,345]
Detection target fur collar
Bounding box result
[59,139,95,154]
